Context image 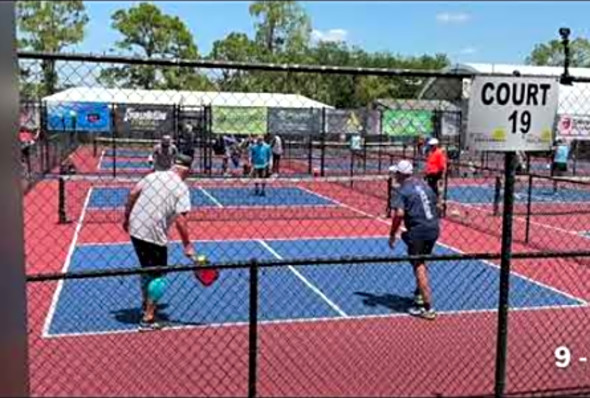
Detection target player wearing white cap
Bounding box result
[388,160,440,320]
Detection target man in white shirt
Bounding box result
[123,154,195,330]
[271,133,283,175]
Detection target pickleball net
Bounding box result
[57,174,394,225]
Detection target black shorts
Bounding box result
[425,173,443,197]
[552,162,567,174]
[131,237,168,279]
[254,167,269,179]
[402,232,436,267]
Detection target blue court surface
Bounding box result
[88,186,335,208]
[447,184,590,204]
[100,160,152,170]
[104,149,152,158]
[45,237,583,336]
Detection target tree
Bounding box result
[526,37,590,67]
[99,2,212,90]
[209,32,261,91]
[16,0,89,96]
[249,1,311,56]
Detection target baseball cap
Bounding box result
[389,160,413,175]
[428,138,439,146]
[174,154,193,168]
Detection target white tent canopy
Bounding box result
[42,87,333,109]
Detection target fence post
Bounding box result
[58,176,68,224]
[494,151,517,398]
[307,135,313,176]
[248,259,259,398]
[110,103,117,178]
[320,108,326,177]
[525,174,533,243]
[386,175,393,218]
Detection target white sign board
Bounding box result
[466,76,559,152]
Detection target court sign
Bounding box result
[466,76,559,151]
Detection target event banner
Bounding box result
[267,107,322,135]
[558,114,590,140]
[441,111,461,137]
[212,106,267,135]
[382,109,433,138]
[325,109,381,135]
[47,102,111,133]
[115,104,175,139]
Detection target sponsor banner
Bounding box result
[267,107,322,135]
[382,109,434,138]
[441,111,461,137]
[115,104,174,139]
[47,102,111,132]
[325,109,380,136]
[558,114,590,141]
[212,106,267,135]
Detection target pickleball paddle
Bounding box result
[191,255,219,287]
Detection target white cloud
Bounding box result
[311,29,348,43]
[436,12,471,24]
[459,46,477,55]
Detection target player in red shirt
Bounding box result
[424,138,447,200]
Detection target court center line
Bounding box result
[197,187,223,208]
[41,187,94,338]
[299,187,589,305]
[44,301,587,340]
[257,239,348,318]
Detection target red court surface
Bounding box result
[22,146,590,397]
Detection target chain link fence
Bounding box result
[18,51,590,397]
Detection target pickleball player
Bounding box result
[148,135,179,171]
[388,160,440,320]
[123,154,195,331]
[250,135,272,196]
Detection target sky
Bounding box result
[71,1,590,66]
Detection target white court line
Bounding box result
[41,187,93,338]
[43,301,586,340]
[197,187,223,208]
[84,204,340,211]
[97,149,105,171]
[299,187,589,305]
[257,239,348,318]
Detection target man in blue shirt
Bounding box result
[250,135,272,196]
[552,138,570,177]
[389,160,440,320]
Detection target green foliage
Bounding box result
[98,2,212,90]
[249,1,311,56]
[16,0,88,96]
[526,37,590,67]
